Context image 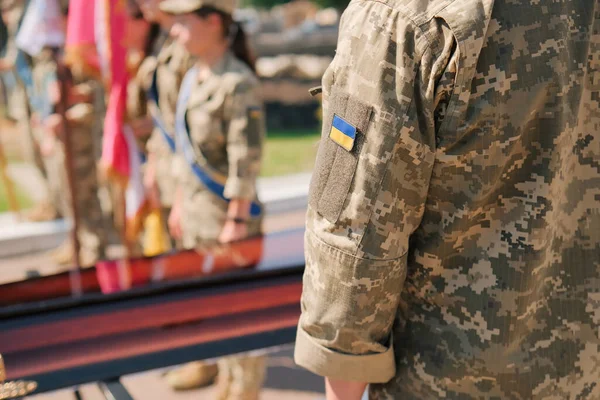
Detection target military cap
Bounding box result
[159,0,237,16]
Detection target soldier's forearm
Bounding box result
[0,47,17,71]
[226,198,250,220]
[0,58,14,72]
[325,378,366,400]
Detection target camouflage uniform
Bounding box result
[30,50,62,212]
[160,1,268,396]
[127,58,150,152]
[174,50,264,248]
[295,0,600,398]
[140,36,192,208]
[138,35,193,246]
[51,76,108,267]
[20,53,57,222]
[37,54,107,267]
[172,50,267,398]
[62,83,107,266]
[2,2,55,220]
[0,1,23,122]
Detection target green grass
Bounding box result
[0,174,32,213]
[261,129,320,177]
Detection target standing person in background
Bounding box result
[159,1,267,398]
[15,0,67,223]
[135,0,194,254]
[0,0,24,120]
[0,1,13,111]
[0,2,7,60]
[36,0,109,268]
[124,1,162,155]
[1,0,60,222]
[294,0,600,399]
[109,0,165,256]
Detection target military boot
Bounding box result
[214,356,265,400]
[164,361,219,391]
[49,241,74,266]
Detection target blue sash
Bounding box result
[38,67,56,119]
[148,68,176,152]
[15,51,33,94]
[15,51,54,119]
[175,67,262,217]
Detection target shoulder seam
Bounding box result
[358,0,434,59]
[360,0,459,53]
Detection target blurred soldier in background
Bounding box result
[159,0,267,398]
[106,0,165,256]
[136,0,194,254]
[0,0,61,222]
[15,0,109,267]
[16,0,67,223]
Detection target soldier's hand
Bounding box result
[168,203,183,240]
[68,84,94,105]
[325,378,367,400]
[0,59,9,72]
[143,163,160,209]
[44,114,64,138]
[40,137,56,157]
[48,80,62,106]
[30,113,41,128]
[130,116,154,138]
[218,220,248,244]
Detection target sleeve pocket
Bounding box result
[309,89,373,223]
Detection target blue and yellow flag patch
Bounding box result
[329,114,357,151]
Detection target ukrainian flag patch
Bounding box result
[329,114,357,151]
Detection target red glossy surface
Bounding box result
[0,282,302,354]
[0,228,306,382]
[4,304,301,380]
[0,229,305,309]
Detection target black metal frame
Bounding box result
[2,274,302,397]
[98,379,137,400]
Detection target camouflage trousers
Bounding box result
[8,82,53,208]
[215,355,267,400]
[43,105,107,264]
[27,122,50,197]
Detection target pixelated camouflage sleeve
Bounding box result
[223,78,265,200]
[136,55,158,93]
[294,0,457,383]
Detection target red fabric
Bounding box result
[98,0,130,179]
[65,0,99,74]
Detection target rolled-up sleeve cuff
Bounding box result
[224,177,256,200]
[294,326,396,383]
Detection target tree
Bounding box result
[242,0,349,10]
[241,0,289,9]
[312,0,349,10]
